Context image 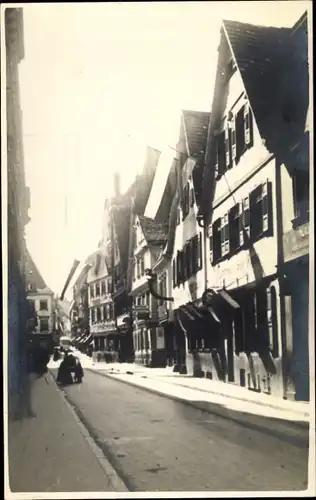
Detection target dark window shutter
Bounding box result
[236,105,246,161]
[267,286,279,358]
[244,102,254,148]
[262,180,273,236]
[209,231,213,263]
[183,245,188,282]
[214,135,219,179]
[197,232,203,270]
[190,187,195,207]
[172,259,176,288]
[225,124,231,168]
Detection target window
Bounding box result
[189,187,195,207]
[250,181,273,241]
[231,116,237,162]
[212,219,221,263]
[229,204,240,252]
[90,285,95,298]
[91,309,95,323]
[244,101,253,147]
[293,169,309,221]
[224,124,232,169]
[240,197,250,246]
[101,280,106,295]
[220,214,229,256]
[267,286,279,358]
[137,296,141,306]
[236,106,246,161]
[103,305,107,320]
[39,300,48,311]
[96,307,101,322]
[182,183,190,220]
[40,318,49,332]
[215,131,226,179]
[95,283,100,297]
[140,257,145,276]
[146,291,150,307]
[137,259,140,278]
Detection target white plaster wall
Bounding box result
[207,158,278,290]
[213,71,271,204]
[280,162,296,234]
[172,203,205,309]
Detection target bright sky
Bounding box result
[19,1,308,297]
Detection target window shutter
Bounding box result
[221,214,229,256]
[244,101,253,147]
[231,115,237,162]
[190,187,195,207]
[209,231,213,263]
[214,136,219,179]
[262,180,273,236]
[172,259,176,288]
[238,201,244,246]
[183,245,188,282]
[225,125,230,168]
[187,239,193,278]
[197,232,203,270]
[176,251,181,285]
[243,196,250,240]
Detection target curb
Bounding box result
[89,366,310,418]
[48,370,129,493]
[88,369,309,447]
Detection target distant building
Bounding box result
[24,249,54,340]
[87,249,116,361]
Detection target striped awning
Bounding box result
[83,334,92,344]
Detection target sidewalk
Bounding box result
[7,371,126,494]
[77,354,310,425]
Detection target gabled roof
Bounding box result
[182,110,210,160]
[24,248,52,292]
[201,13,309,216]
[138,215,168,245]
[222,16,308,152]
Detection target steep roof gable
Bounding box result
[138,215,168,246]
[222,19,301,151]
[24,248,51,292]
[182,110,210,161]
[133,146,161,216]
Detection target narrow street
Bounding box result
[51,368,308,492]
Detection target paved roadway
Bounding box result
[51,369,309,493]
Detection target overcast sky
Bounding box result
[18,1,308,297]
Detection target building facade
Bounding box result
[87,249,117,361]
[5,7,32,418]
[130,215,167,366]
[200,14,310,400]
[24,249,54,344]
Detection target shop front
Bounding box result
[133,305,158,367]
[116,312,134,363]
[91,320,119,363]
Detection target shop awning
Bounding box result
[217,289,240,310]
[83,334,92,344]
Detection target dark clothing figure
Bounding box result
[73,358,84,383]
[31,344,50,376]
[57,359,73,386]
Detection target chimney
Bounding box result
[113,172,120,197]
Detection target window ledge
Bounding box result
[291,213,309,230]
